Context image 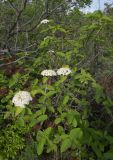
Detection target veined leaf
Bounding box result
[54,117,62,125]
[31,89,46,96]
[37,115,48,123]
[16,118,25,127]
[30,115,47,127]
[62,95,69,106]
[15,107,24,117]
[70,128,83,140]
[61,138,71,152]
[44,127,52,136]
[37,138,46,155]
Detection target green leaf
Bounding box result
[29,118,38,127]
[58,126,64,135]
[47,142,57,153]
[31,89,46,96]
[37,138,46,155]
[67,112,74,124]
[61,112,67,119]
[56,52,65,57]
[44,127,52,136]
[70,128,83,141]
[102,15,113,22]
[4,111,10,119]
[16,118,25,126]
[76,69,94,83]
[72,119,78,127]
[55,76,67,86]
[92,82,105,103]
[103,97,113,108]
[42,77,48,84]
[39,36,53,49]
[103,152,113,160]
[33,110,43,118]
[46,91,57,97]
[67,113,77,127]
[62,95,69,106]
[37,114,48,123]
[26,108,32,115]
[33,57,42,67]
[15,107,24,117]
[29,115,47,127]
[54,117,62,124]
[91,142,102,158]
[9,73,20,88]
[0,155,3,160]
[61,138,71,152]
[60,134,69,140]
[47,105,55,113]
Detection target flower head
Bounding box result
[48,50,55,54]
[40,19,49,24]
[12,91,32,108]
[57,68,71,76]
[41,69,56,76]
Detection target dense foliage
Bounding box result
[0,0,113,159]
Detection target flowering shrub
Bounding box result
[0,65,113,160]
[0,17,113,160]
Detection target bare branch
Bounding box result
[8,2,64,38]
[0,54,37,67]
[0,55,27,67]
[7,0,28,39]
[7,0,19,13]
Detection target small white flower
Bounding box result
[48,50,55,54]
[57,68,72,76]
[12,91,32,108]
[41,69,57,76]
[40,19,49,24]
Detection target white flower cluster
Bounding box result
[57,68,72,76]
[41,69,57,76]
[48,50,55,54]
[12,91,32,108]
[41,68,71,77]
[40,19,49,24]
